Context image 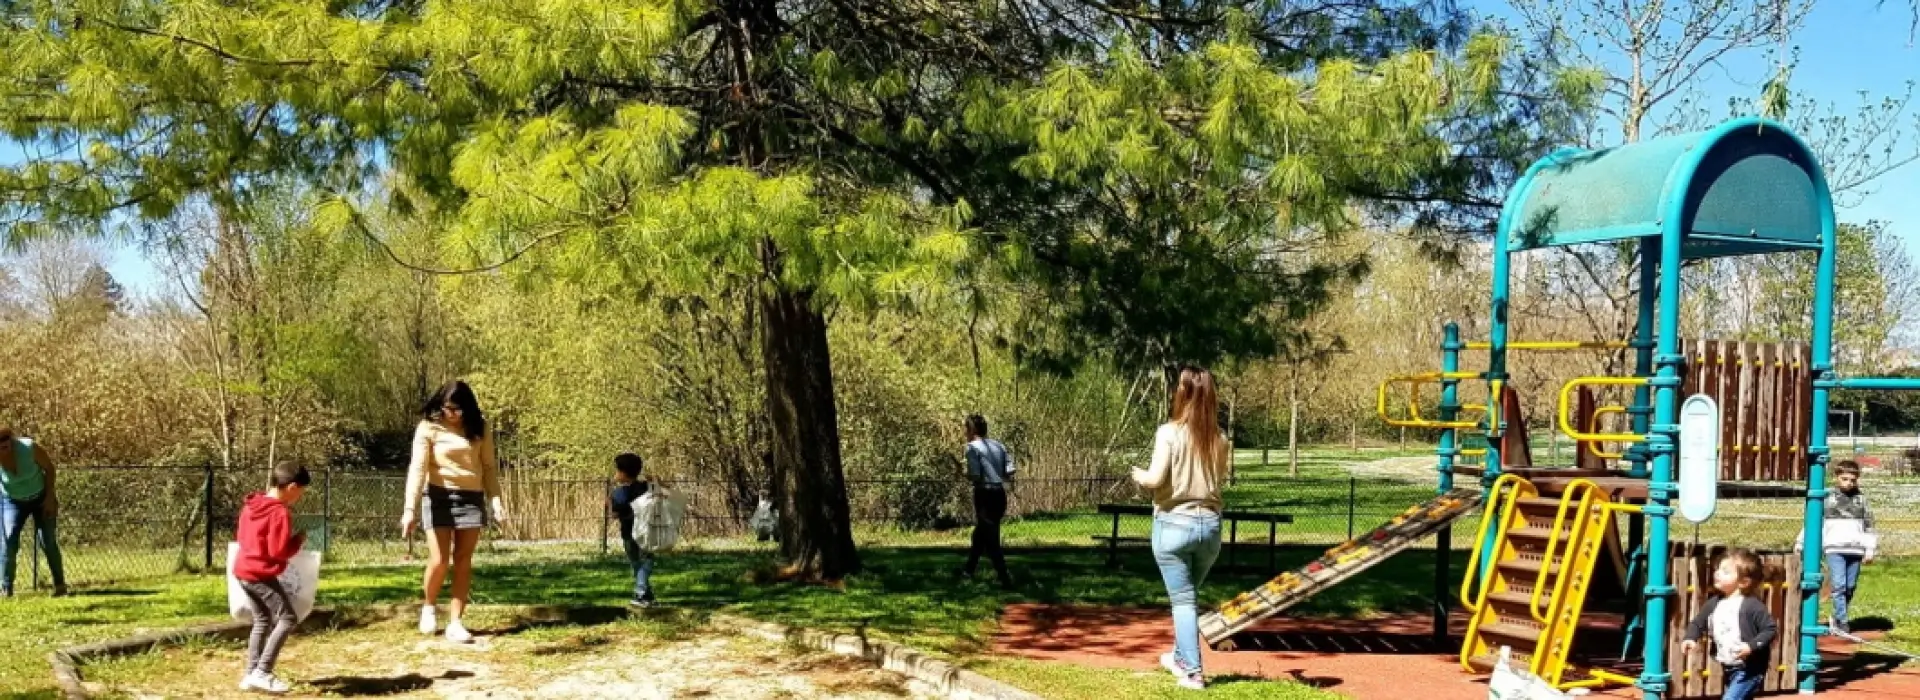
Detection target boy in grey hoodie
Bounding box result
[1796,460,1877,634]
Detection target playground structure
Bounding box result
[1199,117,1920,699]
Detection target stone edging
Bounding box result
[50,608,344,700]
[51,607,1040,700]
[709,613,1042,700]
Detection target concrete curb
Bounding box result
[709,613,1042,700]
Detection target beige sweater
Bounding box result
[1131,423,1229,515]
[402,420,502,515]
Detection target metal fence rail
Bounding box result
[8,463,1911,590]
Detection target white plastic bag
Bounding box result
[226,542,322,623]
[748,498,776,538]
[634,489,686,552]
[1488,646,1572,700]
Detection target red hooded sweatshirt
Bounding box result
[234,493,301,582]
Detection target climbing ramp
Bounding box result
[1200,488,1484,646]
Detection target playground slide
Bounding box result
[1199,488,1484,647]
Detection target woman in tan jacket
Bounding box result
[1131,366,1231,691]
[400,380,506,643]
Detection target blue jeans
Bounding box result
[1721,664,1762,700]
[621,528,654,599]
[1827,552,1864,627]
[1152,511,1222,674]
[1,496,65,594]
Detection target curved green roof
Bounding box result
[1500,118,1834,258]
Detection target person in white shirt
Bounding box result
[1794,460,1877,634]
[1681,549,1778,700]
[960,415,1015,589]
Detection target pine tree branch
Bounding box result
[337,203,578,276]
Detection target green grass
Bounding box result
[968,658,1342,699]
[0,544,1461,698]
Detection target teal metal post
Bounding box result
[1637,192,1689,700]
[1475,209,1515,578]
[1801,178,1841,694]
[1434,322,1463,644]
[1835,377,1920,390]
[1626,238,1657,563]
[1628,238,1657,481]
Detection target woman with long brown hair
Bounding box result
[1131,366,1231,690]
[400,380,506,643]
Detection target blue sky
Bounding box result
[9,2,1920,299]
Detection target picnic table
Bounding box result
[1092,503,1294,571]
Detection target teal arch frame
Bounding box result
[1455,117,1838,699]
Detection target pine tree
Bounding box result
[1,0,1553,579]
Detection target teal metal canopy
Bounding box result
[1499,118,1834,258]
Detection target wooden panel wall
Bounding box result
[1665,544,1801,699]
[1678,340,1812,482]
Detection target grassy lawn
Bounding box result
[0,544,1458,698]
[12,444,1916,697]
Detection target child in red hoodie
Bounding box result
[233,462,310,695]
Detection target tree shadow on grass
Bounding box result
[308,670,475,697]
[314,544,1466,657]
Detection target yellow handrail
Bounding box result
[1460,475,1538,673]
[1532,479,1598,623]
[1586,406,1627,459]
[1463,340,1632,351]
[1459,474,1530,610]
[1557,377,1650,443]
[1377,372,1484,429]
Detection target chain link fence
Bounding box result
[9,460,1919,591]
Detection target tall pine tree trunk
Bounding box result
[760,282,861,580]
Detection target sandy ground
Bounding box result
[93,614,935,699]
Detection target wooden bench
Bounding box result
[1094,504,1294,571]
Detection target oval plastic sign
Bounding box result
[1677,394,1720,524]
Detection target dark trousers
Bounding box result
[239,578,296,674]
[965,486,1009,582]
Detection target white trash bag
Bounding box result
[748,498,777,539]
[1488,646,1573,700]
[633,488,686,552]
[226,542,322,623]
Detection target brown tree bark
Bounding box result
[760,278,861,580]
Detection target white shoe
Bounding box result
[1160,652,1205,690]
[445,619,473,643]
[241,671,291,694]
[419,605,437,635]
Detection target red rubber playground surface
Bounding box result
[991,604,1920,698]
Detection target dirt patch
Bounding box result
[1341,456,1437,481]
[92,614,932,699]
[991,603,1920,699]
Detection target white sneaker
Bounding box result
[241,671,291,694]
[445,619,473,643]
[419,605,437,635]
[1160,652,1205,690]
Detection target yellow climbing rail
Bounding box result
[1587,405,1627,459]
[1532,479,1600,623]
[1377,371,1486,429]
[1458,474,1533,611]
[1463,340,1632,351]
[1557,377,1649,444]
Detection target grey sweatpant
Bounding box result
[239,578,296,674]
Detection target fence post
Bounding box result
[602,477,611,557]
[322,467,333,555]
[203,463,215,571]
[1346,478,1356,540]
